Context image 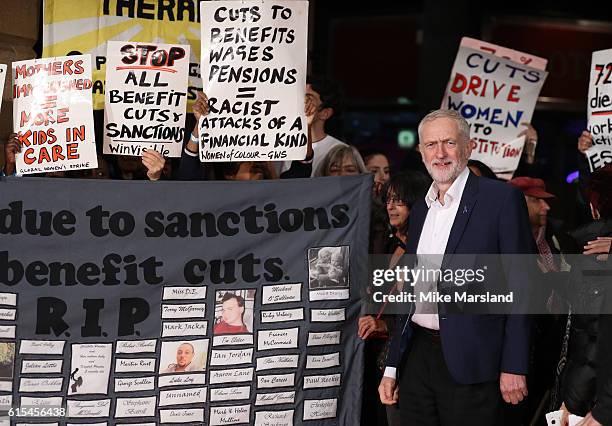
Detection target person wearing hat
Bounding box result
[509,176,566,425]
[509,177,558,273]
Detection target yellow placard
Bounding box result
[43,0,202,110]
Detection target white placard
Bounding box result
[256,354,299,371]
[114,396,156,418]
[306,352,340,369]
[302,398,337,421]
[162,321,208,337]
[0,325,15,339]
[307,331,341,346]
[19,378,63,393]
[586,48,612,171]
[162,303,206,319]
[0,309,16,320]
[19,396,62,407]
[19,340,65,355]
[309,288,350,301]
[13,55,98,174]
[0,64,6,112]
[115,339,157,354]
[257,373,295,389]
[103,41,190,157]
[0,293,17,306]
[210,367,254,384]
[255,391,295,406]
[159,387,207,406]
[115,358,156,373]
[261,283,302,304]
[158,373,206,388]
[21,359,63,374]
[311,308,345,322]
[442,41,548,177]
[163,286,207,300]
[257,327,299,350]
[210,348,253,366]
[210,386,251,402]
[255,410,293,426]
[303,373,341,389]
[66,399,111,418]
[68,343,112,395]
[199,1,309,162]
[209,405,250,426]
[114,376,155,393]
[261,308,304,323]
[159,409,205,423]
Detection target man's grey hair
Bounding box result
[417,109,471,142]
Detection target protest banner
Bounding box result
[586,48,612,171]
[0,174,370,424]
[199,1,309,162]
[442,42,548,178]
[42,0,202,110]
[103,41,190,157]
[0,64,7,113]
[12,55,97,175]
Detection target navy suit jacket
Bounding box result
[386,171,537,385]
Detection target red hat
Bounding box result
[509,177,555,199]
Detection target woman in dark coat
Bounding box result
[560,164,612,426]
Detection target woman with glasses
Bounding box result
[359,170,431,426]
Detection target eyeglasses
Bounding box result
[386,198,406,207]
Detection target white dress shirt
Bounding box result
[383,166,470,380]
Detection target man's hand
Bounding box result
[576,413,602,426]
[358,315,387,339]
[305,92,318,126]
[518,123,538,164]
[191,91,210,139]
[142,150,165,181]
[3,133,21,175]
[560,402,570,426]
[578,131,593,154]
[584,237,612,261]
[378,377,398,405]
[500,372,527,405]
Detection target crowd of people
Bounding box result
[1,74,612,426]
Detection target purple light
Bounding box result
[566,171,579,183]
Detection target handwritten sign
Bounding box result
[442,42,548,177]
[0,64,7,113]
[199,0,308,162]
[12,55,97,175]
[586,48,612,171]
[103,41,190,157]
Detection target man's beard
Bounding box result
[425,157,465,184]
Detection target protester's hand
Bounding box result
[584,237,612,261]
[305,92,317,126]
[560,402,570,426]
[519,123,538,164]
[142,149,165,181]
[576,413,602,426]
[578,131,593,154]
[191,91,210,139]
[358,315,387,339]
[306,121,314,160]
[378,377,398,405]
[500,373,527,405]
[3,133,21,175]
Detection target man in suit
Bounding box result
[378,109,537,425]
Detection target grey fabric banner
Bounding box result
[0,174,371,425]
